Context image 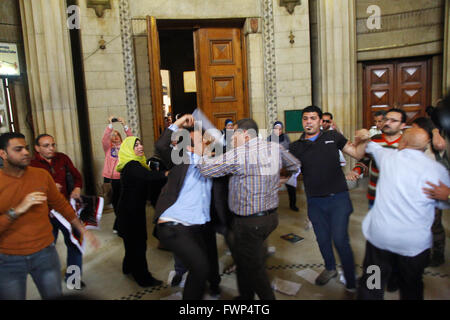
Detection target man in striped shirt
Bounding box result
[347,108,406,293]
[198,118,300,300]
[348,108,407,208]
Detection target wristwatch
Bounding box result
[6,208,18,220]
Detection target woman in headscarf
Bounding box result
[102,116,133,233]
[116,136,167,287]
[268,121,299,211]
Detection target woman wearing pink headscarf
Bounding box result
[102,116,133,233]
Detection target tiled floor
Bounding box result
[26,178,450,300]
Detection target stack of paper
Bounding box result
[271,277,302,296]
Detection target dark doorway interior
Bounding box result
[158,29,197,117]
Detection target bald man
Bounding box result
[357,128,450,300]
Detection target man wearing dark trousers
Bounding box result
[358,128,449,299]
[30,134,86,289]
[154,114,222,300]
[289,106,370,292]
[198,118,301,300]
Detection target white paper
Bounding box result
[286,168,301,187]
[296,268,319,285]
[271,277,302,296]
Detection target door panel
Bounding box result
[396,61,428,124]
[363,58,430,128]
[194,28,248,129]
[363,64,395,128]
[147,16,164,140]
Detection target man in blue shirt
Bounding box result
[153,114,223,300]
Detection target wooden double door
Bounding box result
[147,17,249,140]
[363,58,431,128]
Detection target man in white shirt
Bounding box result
[357,128,450,300]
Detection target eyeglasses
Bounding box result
[41,143,56,148]
[385,118,401,123]
[322,120,331,123]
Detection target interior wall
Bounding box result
[129,0,260,19]
[356,0,445,61]
[77,0,128,188]
[355,0,446,126]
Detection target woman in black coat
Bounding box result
[116,136,167,287]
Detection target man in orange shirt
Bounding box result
[0,132,99,300]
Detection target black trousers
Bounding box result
[122,236,152,281]
[286,185,297,208]
[357,241,430,300]
[156,222,221,300]
[104,178,121,231]
[232,212,278,300]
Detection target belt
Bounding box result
[234,208,277,218]
[157,221,181,227]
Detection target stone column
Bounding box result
[443,0,449,95]
[261,0,278,130]
[316,0,358,167]
[118,0,141,137]
[19,0,82,167]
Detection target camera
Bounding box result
[111,118,118,122]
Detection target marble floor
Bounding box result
[26,178,450,300]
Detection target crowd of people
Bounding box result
[0,95,449,300]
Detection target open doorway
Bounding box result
[159,29,197,120]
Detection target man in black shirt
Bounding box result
[289,105,369,292]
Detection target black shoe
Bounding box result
[171,273,183,287]
[290,206,299,212]
[429,254,445,267]
[135,276,163,288]
[209,285,221,297]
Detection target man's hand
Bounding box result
[70,218,100,249]
[14,192,47,216]
[70,187,82,201]
[55,183,63,192]
[174,114,195,128]
[345,171,360,181]
[84,230,101,249]
[354,129,371,145]
[423,181,450,201]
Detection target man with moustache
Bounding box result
[348,108,407,209]
[289,105,370,292]
[0,132,98,300]
[30,134,86,289]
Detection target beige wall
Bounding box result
[129,0,261,19]
[356,0,445,60]
[78,0,127,187]
[272,0,311,141]
[355,0,447,126]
